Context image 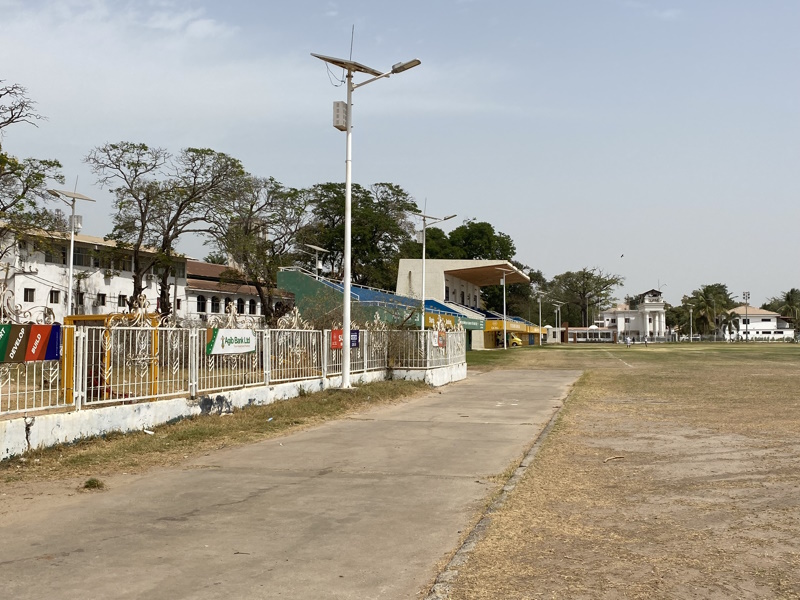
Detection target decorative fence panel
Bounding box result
[269,329,323,383]
[0,326,72,416]
[1,325,466,419]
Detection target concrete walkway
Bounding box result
[0,369,580,600]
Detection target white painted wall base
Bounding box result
[1,364,467,461]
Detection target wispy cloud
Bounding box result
[653,8,683,21]
[620,1,685,21]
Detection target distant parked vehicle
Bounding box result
[509,334,523,347]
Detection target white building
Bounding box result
[1,232,287,324]
[722,305,795,341]
[599,288,668,341]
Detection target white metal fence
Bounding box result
[0,327,466,418]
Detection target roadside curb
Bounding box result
[423,390,571,600]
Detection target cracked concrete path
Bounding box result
[0,369,579,600]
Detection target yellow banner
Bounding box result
[424,312,455,329]
[484,320,526,332]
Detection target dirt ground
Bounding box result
[4,345,800,599]
[448,344,800,599]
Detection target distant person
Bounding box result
[644,336,648,347]
[625,336,631,348]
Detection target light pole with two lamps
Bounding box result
[311,52,420,388]
[418,212,456,332]
[47,188,95,318]
[743,291,750,342]
[496,268,514,349]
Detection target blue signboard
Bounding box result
[350,330,360,348]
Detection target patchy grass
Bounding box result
[1,379,430,483]
[82,477,105,490]
[450,343,800,600]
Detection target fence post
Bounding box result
[322,330,328,381]
[264,329,271,385]
[425,330,431,370]
[188,328,198,398]
[362,330,368,373]
[73,327,86,410]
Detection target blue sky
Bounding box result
[2,0,798,306]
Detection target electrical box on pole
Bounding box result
[333,101,348,131]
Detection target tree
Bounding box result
[85,142,244,315]
[205,176,311,323]
[719,310,740,340]
[448,219,515,261]
[203,251,227,265]
[547,267,624,328]
[763,288,800,321]
[300,182,418,289]
[0,81,64,265]
[682,283,735,334]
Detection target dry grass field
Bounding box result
[450,343,800,599]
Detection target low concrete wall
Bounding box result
[1,364,466,461]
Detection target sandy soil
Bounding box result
[447,347,800,599]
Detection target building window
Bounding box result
[473,295,478,307]
[45,246,67,265]
[23,288,35,302]
[76,292,85,306]
[625,318,630,323]
[73,246,99,268]
[116,256,133,272]
[742,318,750,325]
[445,287,449,301]
[249,299,256,315]
[460,291,465,305]
[118,294,128,309]
[761,318,770,322]
[611,318,617,324]
[175,299,181,310]
[97,293,106,307]
[237,298,245,314]
[49,290,60,304]
[211,297,220,313]
[197,295,207,313]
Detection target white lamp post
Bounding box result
[311,53,420,388]
[743,291,750,342]
[419,212,456,332]
[47,189,95,319]
[552,300,564,344]
[496,267,513,349]
[304,243,329,279]
[538,293,542,346]
[689,307,693,342]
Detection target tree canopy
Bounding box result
[0,81,64,265]
[85,142,244,314]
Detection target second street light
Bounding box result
[418,212,456,332]
[47,188,96,318]
[312,52,420,388]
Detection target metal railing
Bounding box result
[1,326,466,418]
[0,355,70,416]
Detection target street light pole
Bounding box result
[538,294,542,346]
[743,291,750,342]
[47,189,95,319]
[419,212,455,332]
[496,267,514,350]
[312,53,420,388]
[690,307,693,342]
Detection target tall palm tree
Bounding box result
[720,310,740,340]
[775,288,800,322]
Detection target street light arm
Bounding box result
[353,59,421,90]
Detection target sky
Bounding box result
[1,0,798,307]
